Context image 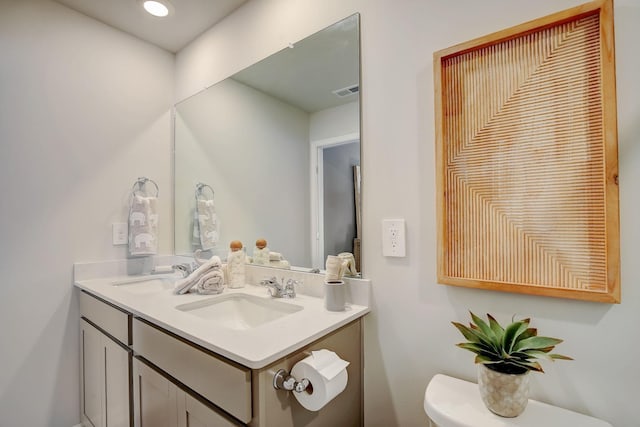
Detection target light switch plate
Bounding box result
[112,222,128,245]
[382,219,406,257]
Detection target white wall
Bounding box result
[0,1,174,425]
[310,100,360,141]
[176,1,640,426]
[174,78,310,265]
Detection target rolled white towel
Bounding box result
[196,269,225,294]
[174,255,222,294]
[269,251,283,261]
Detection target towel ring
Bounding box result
[195,182,214,200]
[132,177,159,197]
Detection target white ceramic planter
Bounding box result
[477,364,530,417]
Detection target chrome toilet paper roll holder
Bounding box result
[273,369,311,393]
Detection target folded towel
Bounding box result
[173,255,222,294]
[269,251,283,261]
[129,194,158,256]
[338,252,358,276]
[195,269,225,294]
[195,199,218,250]
[269,259,291,269]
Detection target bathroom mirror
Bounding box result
[174,14,361,272]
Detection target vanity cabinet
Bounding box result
[132,318,252,423]
[78,289,363,427]
[79,291,132,427]
[133,317,362,427]
[133,358,241,427]
[251,319,362,427]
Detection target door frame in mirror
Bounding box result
[310,132,360,269]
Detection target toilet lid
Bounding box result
[424,374,612,427]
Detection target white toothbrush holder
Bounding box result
[324,280,346,311]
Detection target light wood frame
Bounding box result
[434,0,619,303]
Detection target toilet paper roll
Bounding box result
[290,357,349,411]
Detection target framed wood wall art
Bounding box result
[434,0,620,303]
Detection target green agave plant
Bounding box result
[452,312,572,375]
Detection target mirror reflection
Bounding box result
[174,14,361,273]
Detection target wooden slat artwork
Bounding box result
[434,0,619,303]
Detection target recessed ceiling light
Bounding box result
[143,0,171,17]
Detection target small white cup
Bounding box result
[324,280,346,311]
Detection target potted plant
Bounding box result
[452,312,572,417]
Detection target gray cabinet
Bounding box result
[80,319,131,427]
[79,291,132,427]
[133,358,240,427]
[79,290,363,427]
[132,318,251,424]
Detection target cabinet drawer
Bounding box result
[80,291,131,345]
[132,318,252,424]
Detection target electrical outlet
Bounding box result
[382,219,406,257]
[112,222,128,245]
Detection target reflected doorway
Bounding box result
[311,133,361,270]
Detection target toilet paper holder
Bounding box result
[273,369,311,393]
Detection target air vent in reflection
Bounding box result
[332,84,359,98]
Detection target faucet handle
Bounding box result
[260,276,278,286]
[284,278,299,298]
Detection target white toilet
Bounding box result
[424,374,612,427]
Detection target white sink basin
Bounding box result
[111,275,177,295]
[175,293,303,330]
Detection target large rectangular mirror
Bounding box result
[174,14,361,273]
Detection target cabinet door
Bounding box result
[133,358,178,427]
[104,338,131,427]
[177,392,240,427]
[81,319,132,427]
[81,319,103,427]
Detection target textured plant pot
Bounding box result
[477,364,530,417]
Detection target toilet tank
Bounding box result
[424,374,612,427]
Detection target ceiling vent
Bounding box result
[332,84,359,98]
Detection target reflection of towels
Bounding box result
[269,251,283,261]
[174,255,222,294]
[195,269,225,294]
[129,195,158,256]
[269,259,291,269]
[194,199,218,250]
[338,252,358,276]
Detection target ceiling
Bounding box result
[231,14,359,113]
[53,0,360,113]
[53,0,248,53]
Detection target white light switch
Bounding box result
[382,219,406,257]
[112,222,128,245]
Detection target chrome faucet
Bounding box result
[260,277,298,298]
[171,263,194,277]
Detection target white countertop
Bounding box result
[75,273,370,369]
